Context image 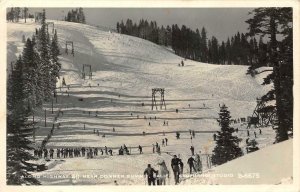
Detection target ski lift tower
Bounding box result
[151,88,166,110]
[65,41,74,56]
[82,64,92,80]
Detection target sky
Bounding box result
[29,8,254,42]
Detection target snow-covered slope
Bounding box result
[181,139,293,185]
[7,20,277,185]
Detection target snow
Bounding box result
[180,139,293,185]
[7,19,281,185]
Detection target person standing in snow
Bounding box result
[49,148,54,159]
[192,130,195,138]
[213,133,217,141]
[190,146,195,156]
[165,138,168,146]
[157,160,169,185]
[152,144,155,153]
[187,156,197,174]
[179,158,184,175]
[195,154,202,173]
[162,139,165,147]
[144,164,158,186]
[171,155,181,185]
[138,145,143,154]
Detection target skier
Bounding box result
[57,149,60,158]
[81,147,86,157]
[152,144,155,153]
[259,128,262,134]
[43,149,48,159]
[49,148,54,159]
[187,156,197,174]
[213,133,217,141]
[195,154,202,173]
[105,146,108,155]
[162,139,165,147]
[144,164,158,186]
[254,131,257,138]
[138,145,143,154]
[171,155,180,185]
[149,122,151,126]
[109,149,113,156]
[247,130,250,137]
[179,158,184,175]
[157,160,169,185]
[157,146,161,155]
[190,146,195,156]
[176,132,180,139]
[192,130,195,138]
[113,127,115,132]
[165,138,168,146]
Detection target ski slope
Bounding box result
[180,139,293,185]
[7,19,278,185]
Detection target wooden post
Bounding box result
[44,109,47,127]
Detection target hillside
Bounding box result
[7,20,277,185]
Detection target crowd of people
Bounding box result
[144,153,203,185]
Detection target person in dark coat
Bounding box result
[144,164,158,186]
[187,156,197,174]
[171,155,181,184]
[138,145,143,154]
[190,146,195,156]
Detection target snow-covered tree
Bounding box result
[7,56,40,185]
[212,105,243,165]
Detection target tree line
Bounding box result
[7,9,61,185]
[116,19,273,68]
[64,8,86,24]
[7,7,34,23]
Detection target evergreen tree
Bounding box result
[38,9,52,101]
[7,56,40,185]
[50,29,61,90]
[200,27,208,62]
[246,8,293,142]
[211,105,243,165]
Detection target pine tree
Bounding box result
[7,56,40,185]
[211,105,243,165]
[50,29,61,90]
[200,27,208,62]
[246,8,293,142]
[38,9,52,101]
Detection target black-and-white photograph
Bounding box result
[3,1,299,189]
